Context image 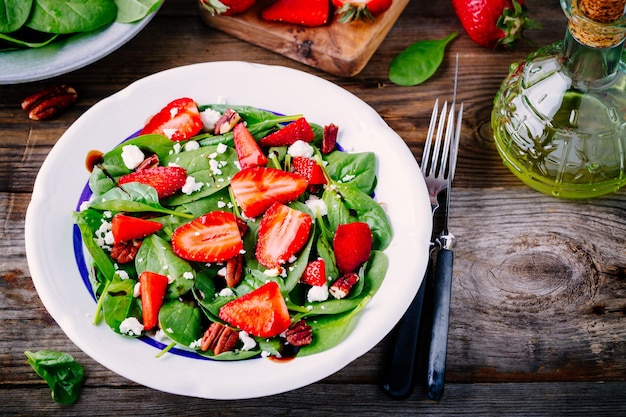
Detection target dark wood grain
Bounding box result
[1,0,625,415]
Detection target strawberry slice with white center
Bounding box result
[218,281,291,338]
[301,258,327,287]
[258,117,315,147]
[171,211,243,263]
[256,202,312,268]
[140,97,204,142]
[292,156,327,185]
[230,166,308,218]
[233,122,268,169]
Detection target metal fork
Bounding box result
[382,60,462,400]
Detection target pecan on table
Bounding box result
[21,84,78,120]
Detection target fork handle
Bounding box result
[426,247,454,401]
[381,272,427,399]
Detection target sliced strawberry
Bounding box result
[111,214,163,244]
[171,211,244,263]
[218,281,291,338]
[230,166,308,218]
[118,166,187,199]
[139,271,169,331]
[256,202,312,268]
[322,123,338,154]
[292,156,327,185]
[233,122,268,169]
[258,117,315,147]
[140,97,204,142]
[301,258,327,287]
[261,0,329,27]
[333,222,373,274]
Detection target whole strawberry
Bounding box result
[200,0,256,16]
[451,0,538,48]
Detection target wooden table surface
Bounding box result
[2,0,625,415]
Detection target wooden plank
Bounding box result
[197,0,410,77]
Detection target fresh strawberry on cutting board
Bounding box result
[451,0,537,48]
[118,166,187,199]
[230,166,308,218]
[261,0,330,27]
[200,0,256,16]
[219,281,291,337]
[332,0,393,23]
[171,211,244,263]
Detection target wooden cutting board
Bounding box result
[198,0,410,77]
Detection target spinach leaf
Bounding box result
[99,134,177,178]
[26,0,118,34]
[102,276,140,334]
[0,0,33,32]
[0,31,58,50]
[24,350,84,405]
[389,32,457,86]
[73,209,116,281]
[114,0,161,23]
[159,299,203,348]
[324,151,377,195]
[135,234,195,299]
[88,182,193,218]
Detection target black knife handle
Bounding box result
[426,247,454,400]
[382,273,427,399]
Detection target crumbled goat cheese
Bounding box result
[189,338,202,349]
[183,271,194,280]
[305,195,328,216]
[119,317,144,336]
[307,284,329,303]
[184,140,200,151]
[121,144,145,170]
[341,174,356,182]
[216,142,228,154]
[182,175,203,195]
[219,287,235,297]
[287,140,314,158]
[117,270,130,280]
[200,108,221,131]
[239,331,257,351]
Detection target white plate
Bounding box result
[25,61,432,400]
[0,13,157,85]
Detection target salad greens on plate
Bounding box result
[74,98,392,361]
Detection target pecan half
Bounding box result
[213,108,241,135]
[110,239,142,264]
[329,272,360,299]
[200,322,238,355]
[21,84,77,120]
[135,154,160,171]
[224,254,244,288]
[285,319,312,347]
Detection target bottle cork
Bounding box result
[568,0,626,47]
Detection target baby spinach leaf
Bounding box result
[389,32,457,86]
[114,0,161,23]
[73,209,116,281]
[0,31,58,50]
[197,348,259,361]
[135,234,195,299]
[26,0,118,34]
[102,277,141,334]
[24,350,84,405]
[99,134,177,178]
[0,0,33,32]
[324,151,377,195]
[88,183,193,218]
[159,299,203,347]
[89,166,116,196]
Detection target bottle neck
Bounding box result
[560,26,624,89]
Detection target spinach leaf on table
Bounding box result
[389,32,457,86]
[25,350,84,405]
